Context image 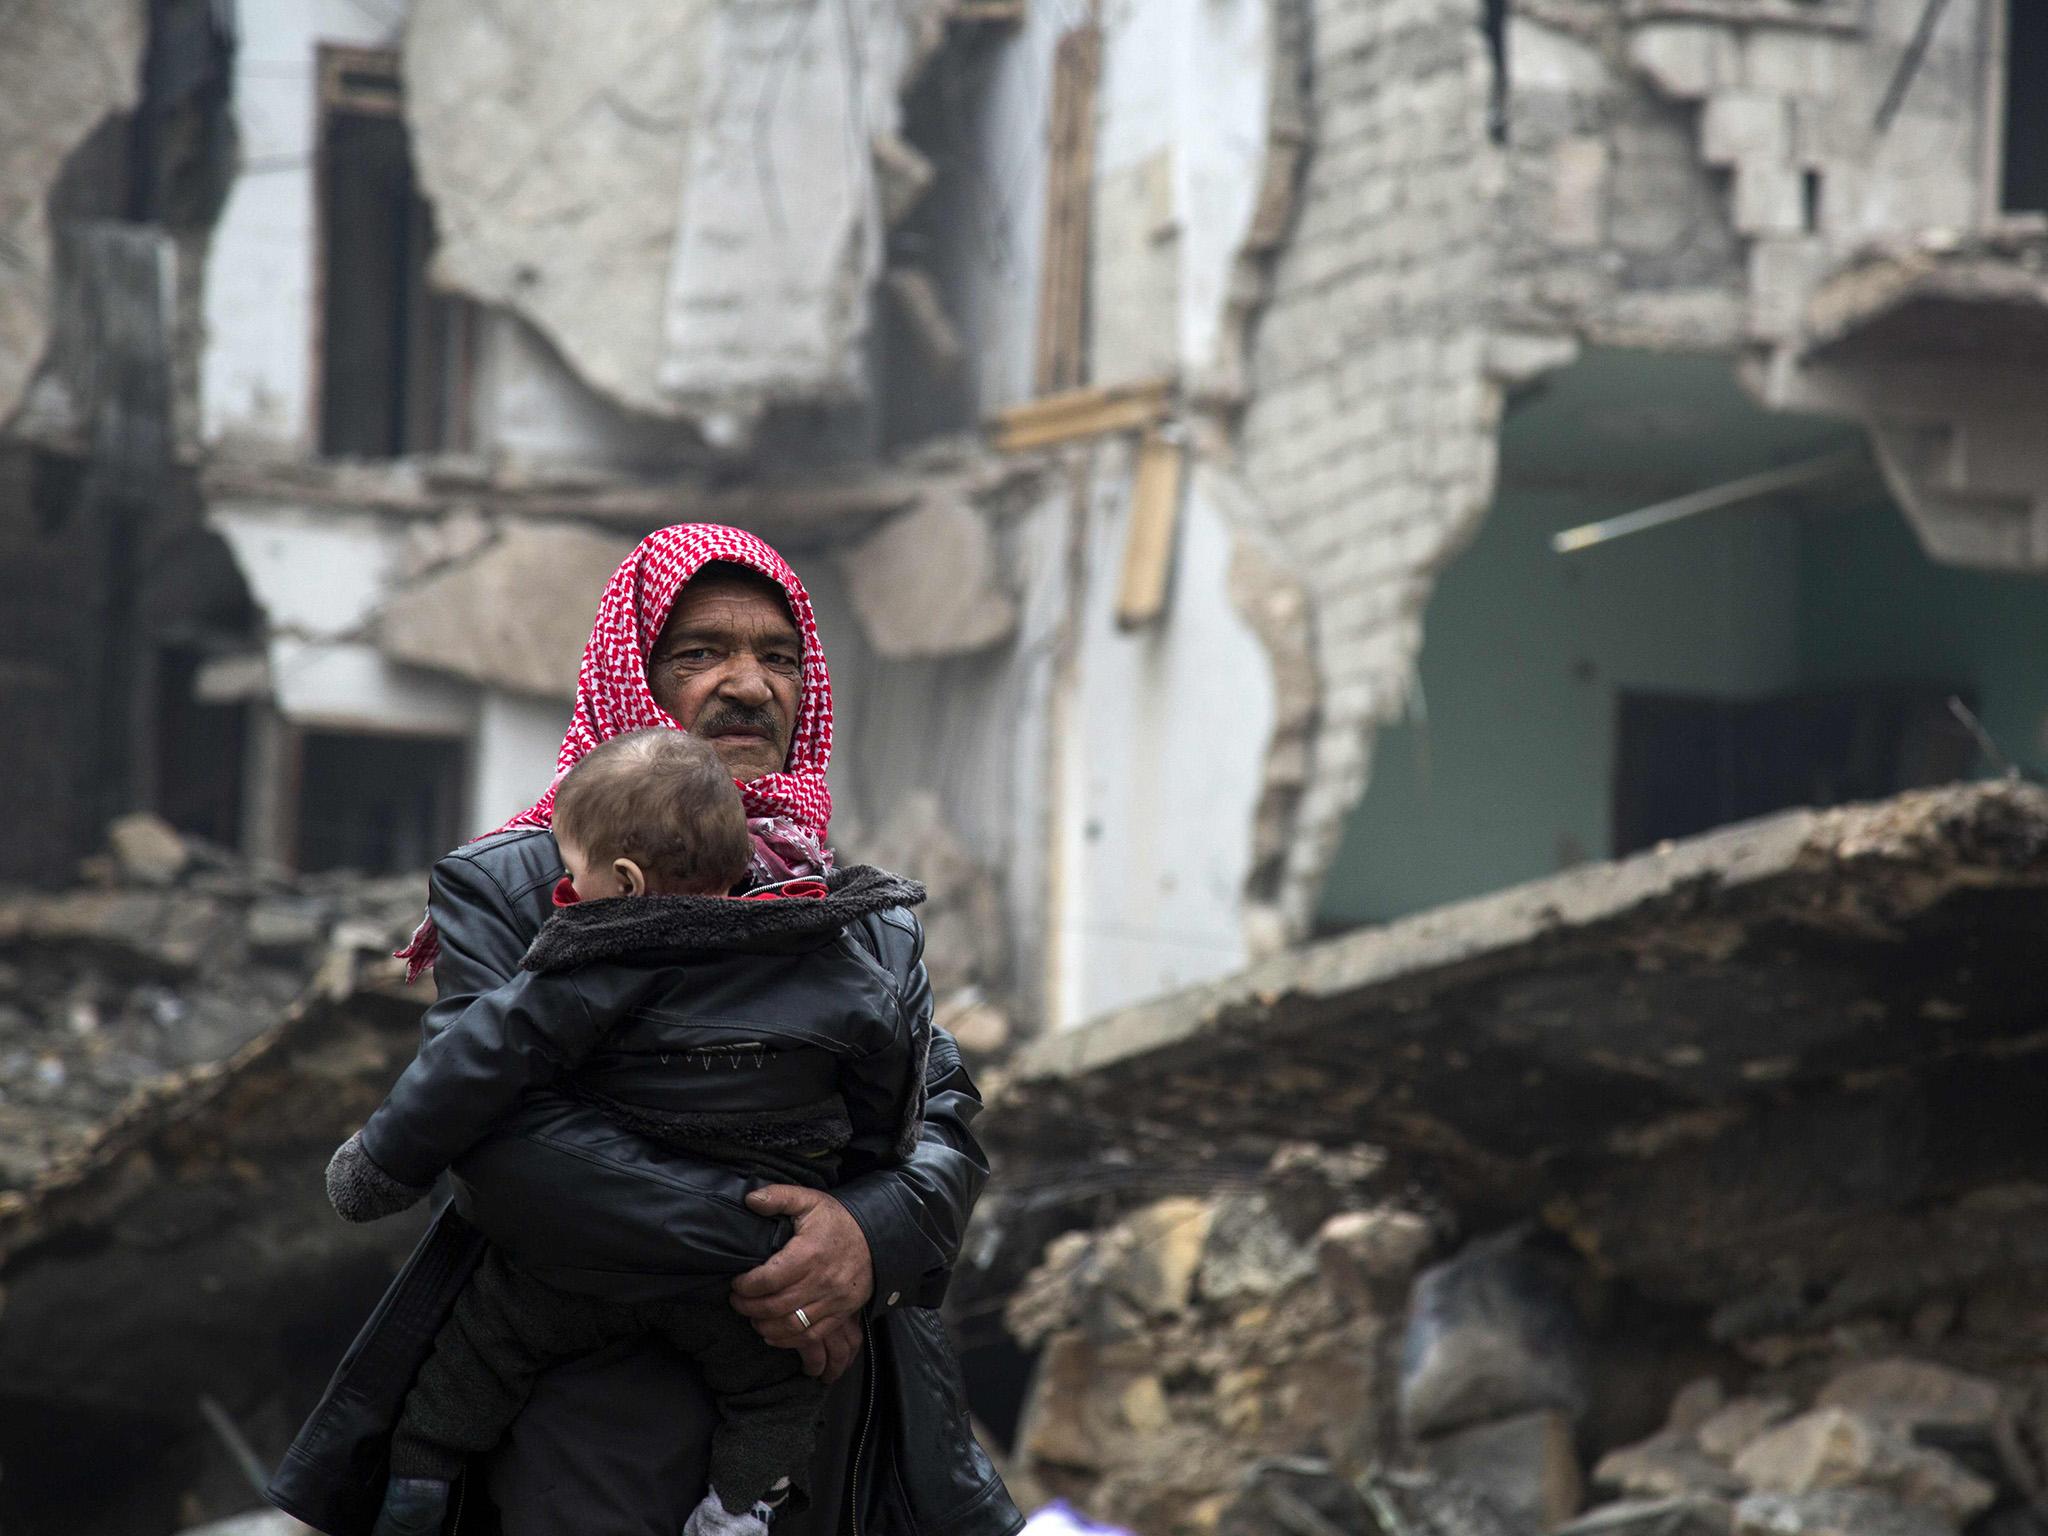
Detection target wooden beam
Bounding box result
[1115,426,1186,628]
[951,0,1027,23]
[990,378,1172,452]
[1034,22,1101,395]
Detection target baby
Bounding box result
[326,728,927,1536]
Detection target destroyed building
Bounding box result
[3,0,2048,1531]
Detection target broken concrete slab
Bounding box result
[1596,1431,1748,1503]
[1420,1409,1583,1530]
[108,811,192,886]
[992,784,2048,1318]
[1732,1489,1957,1536]
[0,0,148,426]
[375,522,636,699]
[837,496,1019,660]
[1812,1358,2004,1434]
[1558,1496,1733,1536]
[1401,1232,1589,1436]
[1731,1409,1994,1525]
[1696,1397,1798,1463]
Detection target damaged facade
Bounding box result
[4,0,2048,1530]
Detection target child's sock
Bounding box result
[682,1479,791,1536]
[371,1476,452,1536]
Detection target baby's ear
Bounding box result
[613,857,649,897]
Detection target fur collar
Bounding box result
[521,864,925,973]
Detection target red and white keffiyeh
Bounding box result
[396,523,835,982]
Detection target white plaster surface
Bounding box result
[469,689,568,828]
[199,0,405,450]
[1055,444,1271,1026]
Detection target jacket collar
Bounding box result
[520,864,924,973]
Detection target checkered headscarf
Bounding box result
[396,523,834,982]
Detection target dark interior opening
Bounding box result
[152,645,248,850]
[316,57,471,459]
[294,728,465,874]
[2002,0,2048,212]
[1612,682,1978,856]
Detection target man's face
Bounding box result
[646,566,802,783]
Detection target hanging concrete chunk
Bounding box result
[377,523,636,699]
[0,0,148,424]
[838,497,1018,659]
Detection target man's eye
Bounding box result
[766,652,801,671]
[670,648,717,665]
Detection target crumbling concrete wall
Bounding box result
[404,0,948,434]
[0,0,148,429]
[1234,0,1510,937]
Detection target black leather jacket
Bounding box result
[269,830,1020,1536]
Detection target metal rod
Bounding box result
[1550,451,1862,555]
[1874,0,1956,133]
[198,1394,272,1496]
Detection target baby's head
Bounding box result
[552,728,752,900]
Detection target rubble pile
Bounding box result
[0,816,432,1533]
[1002,1144,1437,1536]
[1578,1356,2048,1536]
[0,814,422,1190]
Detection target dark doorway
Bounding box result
[152,645,248,850]
[294,728,465,874]
[1612,684,1979,856]
[2002,0,2048,212]
[315,47,472,458]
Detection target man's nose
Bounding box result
[718,657,774,706]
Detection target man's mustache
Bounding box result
[696,704,783,739]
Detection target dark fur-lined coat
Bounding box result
[352,865,930,1278]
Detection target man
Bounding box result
[271,525,1018,1536]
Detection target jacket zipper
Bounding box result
[450,1470,467,1535]
[849,1315,878,1536]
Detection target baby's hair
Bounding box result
[553,729,752,894]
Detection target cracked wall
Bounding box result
[0,0,148,429]
[403,0,949,435]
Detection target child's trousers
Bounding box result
[391,1249,825,1514]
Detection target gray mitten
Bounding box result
[326,1129,430,1223]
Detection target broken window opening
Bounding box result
[315,46,475,460]
[292,727,466,875]
[2000,0,2048,212]
[1482,0,1509,145]
[1801,168,1824,233]
[1611,684,1977,857]
[152,644,249,852]
[876,31,989,451]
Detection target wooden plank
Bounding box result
[1115,426,1186,628]
[319,45,403,119]
[951,0,1027,23]
[991,378,1171,451]
[1034,22,1101,395]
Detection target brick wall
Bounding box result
[1236,0,1507,932]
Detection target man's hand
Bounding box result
[731,1186,875,1362]
[792,1314,864,1383]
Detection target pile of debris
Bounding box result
[0,816,432,1533]
[0,813,423,1191]
[1002,1144,1438,1534]
[1581,1358,2048,1536]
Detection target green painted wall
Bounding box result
[1316,488,1801,927]
[1798,502,2048,781]
[1315,349,2048,932]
